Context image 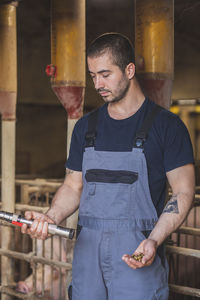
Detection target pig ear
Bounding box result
[68,284,72,300]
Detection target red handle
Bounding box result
[12,221,22,227]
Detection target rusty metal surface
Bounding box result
[52,85,84,119]
[137,75,173,109]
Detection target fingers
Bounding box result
[141,251,155,265]
[21,211,52,240]
[21,223,29,234]
[42,222,49,240]
[29,219,48,240]
[122,252,154,269]
[122,238,157,269]
[141,239,157,265]
[21,211,34,234]
[122,254,144,269]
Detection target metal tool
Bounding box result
[0,211,75,239]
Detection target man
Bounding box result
[22,33,195,300]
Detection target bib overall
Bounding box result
[69,105,169,300]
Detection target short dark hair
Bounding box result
[87,33,135,71]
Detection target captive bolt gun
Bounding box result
[0,211,75,239]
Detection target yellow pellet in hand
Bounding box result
[131,253,144,262]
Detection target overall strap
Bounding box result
[85,108,99,147]
[133,104,163,149]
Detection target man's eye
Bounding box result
[103,74,109,78]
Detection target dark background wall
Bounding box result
[0,0,200,178]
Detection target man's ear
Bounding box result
[126,63,135,79]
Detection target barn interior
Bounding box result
[0,0,200,299]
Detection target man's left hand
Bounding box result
[122,239,157,269]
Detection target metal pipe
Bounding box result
[135,0,174,109]
[49,0,86,121]
[0,248,72,270]
[1,121,16,300]
[177,226,200,237]
[0,4,18,297]
[49,0,86,158]
[169,284,200,298]
[0,286,35,300]
[1,122,16,299]
[166,245,200,259]
[48,1,86,289]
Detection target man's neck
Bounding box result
[108,80,145,120]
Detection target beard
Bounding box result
[98,76,130,104]
[109,79,130,103]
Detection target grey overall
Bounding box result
[70,105,169,300]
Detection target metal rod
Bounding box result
[0,286,36,299]
[15,179,61,187]
[0,248,72,270]
[31,238,37,297]
[166,245,200,259]
[169,284,200,298]
[177,226,200,236]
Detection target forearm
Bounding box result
[149,191,194,247]
[46,184,81,225]
[46,169,82,225]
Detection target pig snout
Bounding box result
[16,281,31,294]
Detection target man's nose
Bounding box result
[94,76,104,90]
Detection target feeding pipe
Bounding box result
[135,0,174,109]
[46,0,86,158]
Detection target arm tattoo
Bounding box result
[66,168,74,176]
[163,195,179,214]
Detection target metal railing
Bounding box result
[0,178,74,300]
[168,188,200,299]
[0,180,199,299]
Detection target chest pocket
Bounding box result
[85,169,138,184]
[81,169,138,219]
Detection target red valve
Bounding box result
[45,64,57,78]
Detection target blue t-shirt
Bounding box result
[66,98,194,216]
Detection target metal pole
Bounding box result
[0,2,17,299]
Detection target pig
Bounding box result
[16,235,72,300]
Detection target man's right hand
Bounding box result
[21,211,54,240]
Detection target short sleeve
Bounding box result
[163,116,194,172]
[65,117,87,171]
